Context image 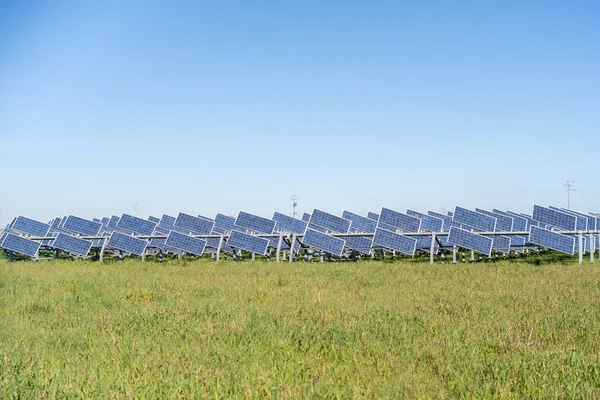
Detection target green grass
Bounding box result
[1,259,600,398]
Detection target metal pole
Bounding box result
[99,237,108,263]
[289,234,296,263]
[452,245,457,264]
[251,252,256,262]
[216,235,224,262]
[275,234,283,263]
[430,233,435,265]
[590,235,595,264]
[578,233,583,265]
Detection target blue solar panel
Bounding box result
[117,214,156,236]
[372,228,417,256]
[302,213,311,222]
[1,233,40,257]
[11,216,50,237]
[234,211,276,234]
[100,217,110,228]
[309,209,351,233]
[528,226,575,255]
[342,210,377,233]
[107,232,148,256]
[493,209,527,231]
[406,210,443,233]
[51,217,62,230]
[427,211,456,231]
[165,231,207,255]
[491,236,511,254]
[302,228,346,256]
[226,230,269,255]
[51,233,93,256]
[510,235,526,253]
[414,235,438,253]
[214,213,236,232]
[272,212,307,235]
[377,222,398,233]
[158,214,176,229]
[379,208,421,232]
[308,223,327,233]
[107,216,120,230]
[63,216,102,236]
[532,205,576,231]
[475,209,513,231]
[367,212,379,221]
[447,227,493,255]
[148,216,160,223]
[452,207,496,232]
[343,235,373,254]
[174,212,214,235]
[549,207,587,230]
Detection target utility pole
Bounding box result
[290,195,298,217]
[564,181,575,209]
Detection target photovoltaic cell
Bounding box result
[51,233,92,256]
[308,223,327,233]
[107,216,120,230]
[475,209,513,232]
[11,216,50,237]
[148,216,160,223]
[493,209,527,231]
[272,212,307,235]
[491,236,511,254]
[447,227,493,256]
[342,210,377,233]
[343,235,373,254]
[214,213,236,232]
[428,211,456,231]
[554,207,591,231]
[63,216,102,236]
[377,222,398,233]
[1,233,40,257]
[406,210,443,233]
[165,231,207,255]
[302,228,345,256]
[107,232,148,256]
[414,235,438,253]
[528,226,575,255]
[379,208,421,232]
[117,214,156,236]
[372,228,417,256]
[367,212,379,221]
[510,235,527,253]
[309,209,351,233]
[532,205,576,231]
[234,211,276,234]
[453,207,496,232]
[302,213,311,222]
[226,230,269,255]
[51,217,62,230]
[174,212,214,235]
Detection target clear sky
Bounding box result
[1,0,598,224]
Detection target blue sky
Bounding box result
[1,0,598,224]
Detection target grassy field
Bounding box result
[1,258,600,398]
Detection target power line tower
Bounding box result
[564,181,575,209]
[290,195,298,217]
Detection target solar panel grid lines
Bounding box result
[475,208,513,232]
[1,233,41,257]
[342,210,377,233]
[234,211,276,234]
[226,230,269,255]
[174,212,214,235]
[302,228,346,256]
[107,232,148,256]
[377,222,398,233]
[528,226,575,255]
[107,216,120,230]
[308,223,328,233]
[100,217,110,227]
[148,216,160,223]
[63,216,102,236]
[414,235,438,253]
[165,231,207,255]
[549,206,587,230]
[447,227,493,256]
[214,213,236,232]
[427,211,455,231]
[117,214,156,236]
[343,235,373,254]
[51,217,62,230]
[491,236,512,254]
[510,235,527,253]
[372,228,417,256]
[452,207,496,232]
[406,209,443,233]
[272,212,308,235]
[309,209,351,234]
[557,208,595,231]
[11,216,50,237]
[532,205,577,231]
[367,212,379,221]
[493,209,527,232]
[379,208,421,232]
[51,233,93,256]
[301,213,311,222]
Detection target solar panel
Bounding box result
[117,214,156,236]
[174,212,214,235]
[491,236,511,254]
[475,209,513,232]
[226,230,269,255]
[51,233,93,256]
[532,205,576,231]
[51,217,62,230]
[309,209,351,233]
[214,213,236,232]
[372,228,417,256]
[367,212,379,221]
[272,212,307,235]
[447,227,493,255]
[414,235,438,253]
[100,217,110,228]
[158,214,176,229]
[301,213,311,222]
[107,216,120,230]
[11,216,50,237]
[427,211,456,231]
[377,222,398,233]
[0,233,40,257]
[528,226,575,255]
[452,207,496,232]
[148,216,160,223]
[342,210,377,233]
[107,232,148,256]
[549,207,587,230]
[406,210,443,232]
[493,209,527,231]
[302,228,346,256]
[63,216,102,236]
[510,235,526,253]
[379,208,421,232]
[308,223,327,233]
[165,231,207,255]
[343,235,373,254]
[234,211,276,234]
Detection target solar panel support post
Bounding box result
[471,250,475,262]
[289,234,297,263]
[430,234,436,265]
[275,234,283,263]
[591,235,595,263]
[99,237,109,263]
[578,233,583,264]
[216,235,224,262]
[141,249,146,262]
[252,252,256,262]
